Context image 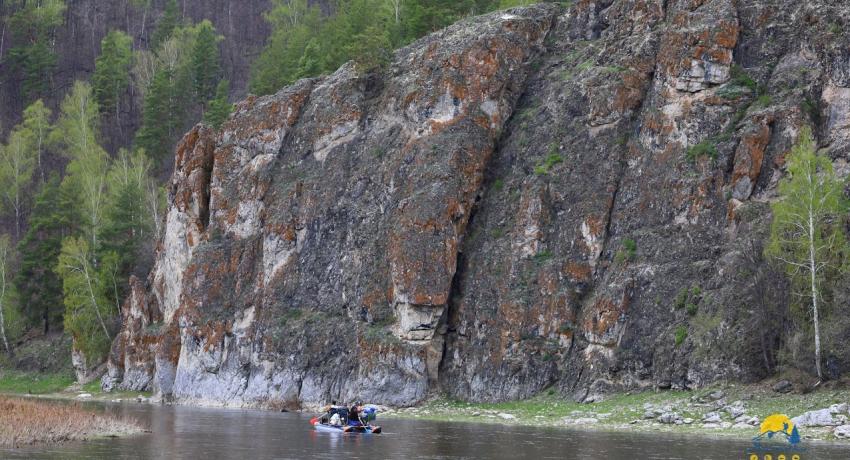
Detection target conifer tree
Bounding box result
[136,68,179,161]
[15,175,74,333]
[7,0,67,101]
[93,30,134,117]
[204,80,232,130]
[151,0,180,50]
[191,20,222,105]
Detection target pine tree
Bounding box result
[92,30,134,116]
[6,0,67,101]
[136,68,179,161]
[204,80,232,130]
[151,0,180,50]
[191,20,221,105]
[15,176,75,333]
[767,128,850,381]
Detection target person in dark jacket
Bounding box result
[349,402,363,425]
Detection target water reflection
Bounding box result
[2,401,848,460]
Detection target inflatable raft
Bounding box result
[311,420,382,434]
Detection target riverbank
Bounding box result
[383,383,850,442]
[0,396,143,447]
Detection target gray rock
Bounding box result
[703,412,722,423]
[772,380,793,393]
[708,390,726,401]
[658,412,682,424]
[829,403,848,415]
[792,408,836,427]
[834,425,850,439]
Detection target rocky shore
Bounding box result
[382,384,850,442]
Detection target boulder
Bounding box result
[829,403,848,415]
[834,425,850,439]
[772,380,793,394]
[658,412,682,424]
[792,408,835,427]
[703,412,722,423]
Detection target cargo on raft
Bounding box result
[310,404,382,434]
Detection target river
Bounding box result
[2,401,848,459]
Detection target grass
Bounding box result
[685,140,718,163]
[0,396,142,447]
[614,238,637,264]
[385,384,850,441]
[674,325,688,346]
[0,371,75,395]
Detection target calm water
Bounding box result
[3,402,849,459]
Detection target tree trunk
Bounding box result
[82,258,112,342]
[0,301,10,356]
[809,209,823,381]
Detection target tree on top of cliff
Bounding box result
[767,128,850,381]
[204,80,233,130]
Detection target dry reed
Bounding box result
[0,396,143,447]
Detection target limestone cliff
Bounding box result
[104,1,850,407]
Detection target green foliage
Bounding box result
[0,235,23,354]
[135,68,182,161]
[250,0,532,96]
[685,139,718,163]
[56,237,115,364]
[93,30,134,115]
[204,80,233,130]
[730,65,758,92]
[534,149,564,175]
[674,325,688,346]
[766,128,849,378]
[0,114,38,238]
[51,82,110,247]
[755,94,772,107]
[0,371,75,394]
[191,20,222,103]
[151,0,180,50]
[614,238,637,264]
[6,0,67,101]
[15,176,74,333]
[99,149,154,283]
[533,249,553,264]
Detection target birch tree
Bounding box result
[51,81,110,249]
[766,128,849,381]
[0,129,36,239]
[0,235,14,355]
[57,236,113,361]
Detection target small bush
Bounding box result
[685,140,718,162]
[492,179,504,191]
[756,94,772,107]
[533,249,553,264]
[686,303,698,316]
[730,65,758,92]
[674,288,688,310]
[674,325,688,346]
[614,238,637,264]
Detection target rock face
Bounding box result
[105,2,850,408]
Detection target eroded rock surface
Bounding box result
[106,1,850,407]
